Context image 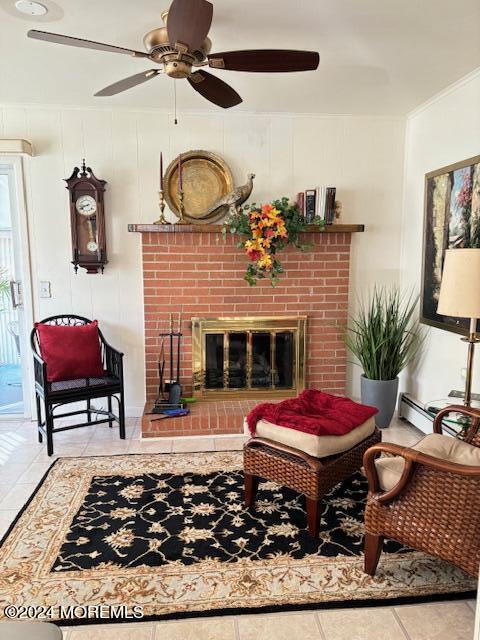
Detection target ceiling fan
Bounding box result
[27,0,319,109]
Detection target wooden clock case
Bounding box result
[65,160,108,274]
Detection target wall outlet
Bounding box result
[39,280,51,298]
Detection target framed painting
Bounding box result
[421,155,480,335]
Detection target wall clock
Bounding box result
[64,160,108,274]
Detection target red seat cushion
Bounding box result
[246,389,378,437]
[36,321,105,382]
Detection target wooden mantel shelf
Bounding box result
[128,223,365,233]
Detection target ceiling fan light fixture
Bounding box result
[15,0,47,16]
[163,57,193,79]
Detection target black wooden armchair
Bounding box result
[31,315,125,456]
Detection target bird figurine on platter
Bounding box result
[204,173,255,220]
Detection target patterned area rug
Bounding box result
[0,452,476,624]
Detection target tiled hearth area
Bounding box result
[131,224,361,438]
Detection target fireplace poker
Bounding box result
[176,312,182,382]
[168,313,174,392]
[158,338,166,400]
[165,314,182,405]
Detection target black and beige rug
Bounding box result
[0,452,476,624]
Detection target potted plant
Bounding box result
[344,287,424,428]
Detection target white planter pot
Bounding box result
[360,375,399,429]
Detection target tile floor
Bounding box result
[0,415,476,640]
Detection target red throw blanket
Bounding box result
[247,389,377,437]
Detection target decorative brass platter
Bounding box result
[164,150,234,224]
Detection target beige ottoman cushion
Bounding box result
[375,433,480,491]
[244,416,376,458]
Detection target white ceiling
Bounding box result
[0,0,479,115]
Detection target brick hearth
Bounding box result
[142,399,260,438]
[130,224,363,438]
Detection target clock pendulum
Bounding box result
[85,217,99,253]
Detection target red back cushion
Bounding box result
[36,320,105,382]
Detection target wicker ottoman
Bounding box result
[243,427,381,536]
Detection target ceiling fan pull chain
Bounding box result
[174,80,178,125]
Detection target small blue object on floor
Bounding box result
[161,408,190,417]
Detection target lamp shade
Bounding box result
[437,248,480,319]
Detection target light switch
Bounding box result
[39,281,51,298]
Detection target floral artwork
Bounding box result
[223,197,324,286]
[422,155,480,333]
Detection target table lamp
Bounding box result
[437,248,480,406]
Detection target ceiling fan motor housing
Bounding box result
[143,25,211,78]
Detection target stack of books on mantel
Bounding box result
[296,187,337,224]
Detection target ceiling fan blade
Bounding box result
[187,70,242,109]
[166,0,213,52]
[95,70,162,97]
[208,50,320,72]
[27,30,149,58]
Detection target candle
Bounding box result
[178,153,183,192]
[160,152,163,191]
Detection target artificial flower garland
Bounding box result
[223,197,325,286]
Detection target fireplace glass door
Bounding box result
[192,317,306,398]
[228,333,247,389]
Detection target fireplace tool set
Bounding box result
[150,312,189,417]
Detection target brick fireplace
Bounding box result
[129,223,364,437]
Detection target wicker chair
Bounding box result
[363,405,480,577]
[31,315,125,456]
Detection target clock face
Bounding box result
[76,195,97,216]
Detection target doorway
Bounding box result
[0,159,33,418]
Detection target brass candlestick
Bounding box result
[176,189,187,224]
[154,190,168,225]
